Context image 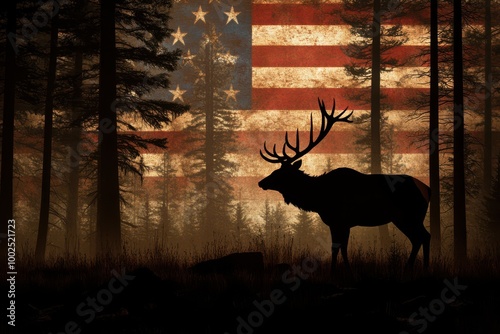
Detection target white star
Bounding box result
[172,26,187,45]
[182,49,196,66]
[192,5,209,24]
[223,84,239,102]
[224,6,240,25]
[169,84,186,102]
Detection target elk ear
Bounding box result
[292,160,302,169]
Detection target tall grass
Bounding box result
[16,238,500,291]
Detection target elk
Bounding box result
[258,98,431,271]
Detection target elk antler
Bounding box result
[260,98,353,164]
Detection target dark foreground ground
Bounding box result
[6,252,500,334]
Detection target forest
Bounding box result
[1,0,500,333]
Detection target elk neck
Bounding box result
[281,170,322,212]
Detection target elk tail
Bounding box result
[412,178,431,204]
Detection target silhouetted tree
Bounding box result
[481,155,500,250]
[35,11,59,262]
[453,0,467,266]
[294,210,315,248]
[429,0,441,255]
[233,199,251,246]
[354,114,405,173]
[0,0,16,260]
[95,0,121,256]
[65,0,188,255]
[341,0,414,248]
[483,0,494,190]
[408,0,488,256]
[154,152,181,248]
[61,0,90,256]
[183,24,240,242]
[260,199,280,248]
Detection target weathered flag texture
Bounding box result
[144,0,437,203]
[166,0,252,109]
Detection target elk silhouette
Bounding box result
[258,98,431,271]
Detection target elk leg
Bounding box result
[393,219,424,268]
[407,240,421,268]
[331,241,340,271]
[421,228,431,268]
[340,230,351,270]
[330,228,350,272]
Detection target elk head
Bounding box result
[258,98,353,193]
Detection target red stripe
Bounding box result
[252,4,430,26]
[11,130,431,154]
[252,88,428,110]
[252,45,429,67]
[239,130,427,154]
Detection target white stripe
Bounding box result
[252,25,430,46]
[252,67,429,88]
[141,152,429,177]
[121,109,493,132]
[242,109,430,132]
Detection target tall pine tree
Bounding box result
[183,24,240,243]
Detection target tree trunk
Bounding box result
[96,0,121,256]
[371,0,389,248]
[484,0,493,191]
[65,50,83,256]
[205,27,216,240]
[453,0,467,266]
[64,0,88,256]
[35,14,59,262]
[0,0,16,261]
[371,0,382,174]
[429,0,441,256]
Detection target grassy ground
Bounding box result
[7,245,500,334]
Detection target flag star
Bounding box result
[182,49,196,66]
[224,6,240,25]
[192,5,209,24]
[169,84,186,102]
[172,26,187,45]
[223,84,239,102]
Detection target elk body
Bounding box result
[258,99,431,270]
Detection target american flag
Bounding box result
[141,0,434,209]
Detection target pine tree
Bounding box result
[66,0,189,255]
[353,113,405,174]
[260,199,274,248]
[294,210,315,249]
[0,0,17,261]
[183,24,240,242]
[153,152,181,248]
[35,9,59,262]
[453,0,467,266]
[340,0,415,249]
[429,0,441,255]
[233,200,251,246]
